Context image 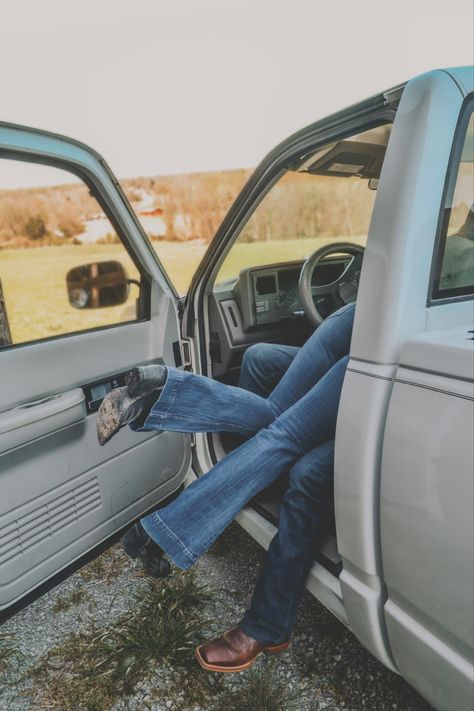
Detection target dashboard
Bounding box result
[248,259,349,327]
[209,257,351,379]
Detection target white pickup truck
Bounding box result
[0,66,473,711]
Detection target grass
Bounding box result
[214,663,301,711]
[30,571,213,710]
[0,235,363,345]
[52,587,91,613]
[0,633,24,692]
[78,545,127,583]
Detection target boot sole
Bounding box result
[194,639,290,673]
[96,388,127,446]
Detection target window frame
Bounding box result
[428,95,474,305]
[0,152,152,352]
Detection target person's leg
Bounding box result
[140,355,349,568]
[238,439,335,645]
[238,343,300,396]
[195,440,335,670]
[123,341,301,568]
[267,302,354,414]
[134,302,355,436]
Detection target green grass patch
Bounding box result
[214,663,301,711]
[30,571,213,710]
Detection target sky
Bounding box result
[0,0,473,186]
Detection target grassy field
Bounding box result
[1,235,364,344]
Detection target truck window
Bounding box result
[0,159,143,349]
[431,103,474,301]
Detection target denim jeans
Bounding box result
[239,342,301,396]
[139,302,355,641]
[235,344,337,644]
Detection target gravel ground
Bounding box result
[0,522,433,711]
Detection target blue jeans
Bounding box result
[239,342,301,396]
[139,302,355,642]
[236,345,336,645]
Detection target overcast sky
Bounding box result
[0,0,473,183]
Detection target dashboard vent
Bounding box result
[0,477,101,568]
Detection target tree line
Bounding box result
[0,168,377,249]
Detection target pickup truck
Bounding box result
[0,66,473,711]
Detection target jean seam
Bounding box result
[159,369,183,419]
[147,412,258,435]
[268,397,283,418]
[152,511,197,564]
[158,412,258,431]
[273,418,306,454]
[143,369,183,428]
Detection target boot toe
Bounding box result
[96,388,128,445]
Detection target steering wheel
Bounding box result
[298,242,365,326]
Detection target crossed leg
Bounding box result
[233,343,338,646]
[122,306,353,669]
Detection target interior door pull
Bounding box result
[0,389,86,440]
[18,394,61,410]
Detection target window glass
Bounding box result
[121,170,251,295]
[215,170,377,285]
[0,160,141,348]
[432,110,474,300]
[213,123,392,286]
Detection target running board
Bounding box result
[235,505,348,626]
[250,498,343,578]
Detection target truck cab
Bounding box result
[0,67,472,711]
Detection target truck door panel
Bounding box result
[380,341,474,711]
[0,125,192,617]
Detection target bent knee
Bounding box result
[243,342,273,365]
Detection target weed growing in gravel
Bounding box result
[30,571,213,710]
[0,633,24,691]
[79,545,127,582]
[52,587,91,613]
[214,662,301,711]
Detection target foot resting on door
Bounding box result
[125,364,168,396]
[96,365,167,446]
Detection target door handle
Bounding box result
[0,389,85,434]
[17,394,62,410]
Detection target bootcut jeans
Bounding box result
[137,302,355,643]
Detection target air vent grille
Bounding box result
[0,478,101,567]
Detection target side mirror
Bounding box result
[66,261,130,309]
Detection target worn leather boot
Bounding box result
[96,365,167,446]
[125,364,168,396]
[121,521,171,578]
[195,626,290,672]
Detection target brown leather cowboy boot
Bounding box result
[195,626,290,672]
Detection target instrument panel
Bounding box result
[249,258,349,326]
[210,256,351,378]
